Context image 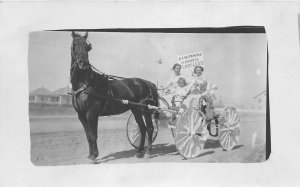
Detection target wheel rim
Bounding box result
[157,96,176,137]
[219,107,240,151]
[126,113,159,149]
[175,108,208,159]
[189,97,200,109]
[158,96,171,120]
[169,119,176,138]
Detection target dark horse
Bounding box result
[70,31,159,163]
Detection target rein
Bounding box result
[69,36,158,112]
[89,64,127,80]
[69,85,158,112]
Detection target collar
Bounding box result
[73,84,88,96]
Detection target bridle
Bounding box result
[70,37,92,81]
[71,37,92,66]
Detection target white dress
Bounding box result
[171,85,190,107]
[183,74,217,119]
[164,73,183,92]
[163,73,185,104]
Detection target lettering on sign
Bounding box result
[178,51,204,71]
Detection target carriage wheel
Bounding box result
[157,96,176,138]
[126,113,159,149]
[175,108,208,159]
[218,107,240,151]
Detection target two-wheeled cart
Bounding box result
[126,93,240,159]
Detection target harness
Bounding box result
[70,38,157,114]
[70,72,157,115]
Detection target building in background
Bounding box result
[53,87,72,105]
[29,86,72,105]
[253,90,266,110]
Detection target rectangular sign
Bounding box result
[177,51,204,71]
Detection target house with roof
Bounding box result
[253,90,266,110]
[29,86,56,104]
[52,86,72,105]
[29,86,72,105]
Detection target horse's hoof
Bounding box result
[135,152,144,158]
[144,149,151,159]
[89,158,98,164]
[144,153,151,159]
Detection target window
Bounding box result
[29,96,35,102]
[50,96,59,103]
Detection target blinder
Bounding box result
[71,39,92,70]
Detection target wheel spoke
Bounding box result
[176,134,190,148]
[232,118,240,127]
[131,129,140,140]
[128,121,138,127]
[177,137,191,152]
[220,127,228,132]
[228,109,233,119]
[188,110,193,129]
[190,137,197,155]
[188,139,195,158]
[182,139,191,158]
[219,129,227,140]
[226,133,231,149]
[220,118,227,126]
[223,132,229,149]
[220,130,229,146]
[231,126,240,133]
[176,131,188,137]
[230,130,239,143]
[131,132,140,144]
[177,125,189,133]
[220,124,228,132]
[127,127,139,131]
[230,132,238,145]
[193,116,203,132]
[191,111,200,129]
[230,112,237,125]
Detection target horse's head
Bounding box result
[71,31,92,70]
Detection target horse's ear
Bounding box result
[71,31,76,38]
[84,32,88,39]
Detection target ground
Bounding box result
[30,110,266,165]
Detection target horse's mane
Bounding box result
[72,32,82,38]
[90,64,125,81]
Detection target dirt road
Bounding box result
[30,111,266,165]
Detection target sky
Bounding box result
[299,14,300,47]
[28,31,267,106]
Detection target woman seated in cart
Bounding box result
[162,63,183,92]
[161,63,187,103]
[184,65,218,120]
[162,63,217,118]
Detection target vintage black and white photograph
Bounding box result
[28,28,268,165]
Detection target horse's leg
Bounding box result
[132,109,146,158]
[78,113,93,159]
[144,113,154,159]
[86,110,99,161]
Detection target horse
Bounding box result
[70,31,159,163]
